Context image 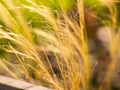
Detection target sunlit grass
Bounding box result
[0,0,120,90]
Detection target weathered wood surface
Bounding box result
[0,75,52,90]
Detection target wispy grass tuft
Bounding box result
[0,0,120,90]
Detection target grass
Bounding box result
[0,0,120,90]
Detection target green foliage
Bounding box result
[12,0,75,30]
[85,0,109,20]
[28,0,75,11]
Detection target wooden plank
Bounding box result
[0,75,53,90]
